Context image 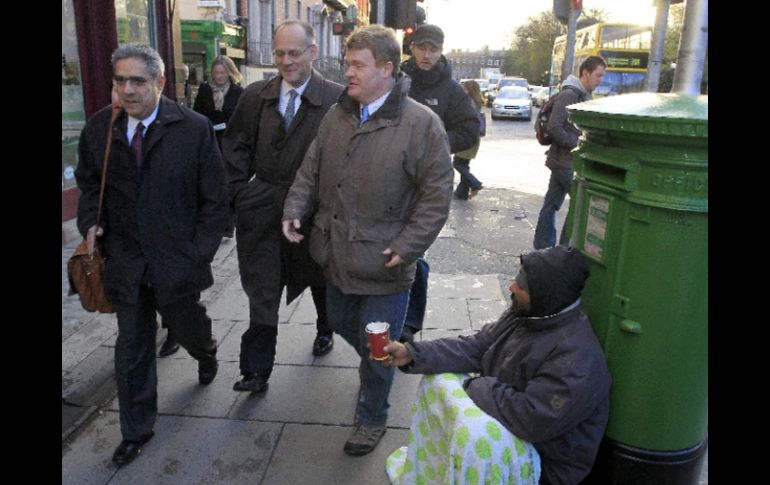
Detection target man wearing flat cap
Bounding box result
[399,23,481,346]
[382,246,612,485]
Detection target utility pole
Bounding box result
[554,0,581,82]
[645,0,671,92]
[672,0,708,95]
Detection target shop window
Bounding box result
[115,0,152,47]
[62,0,85,191]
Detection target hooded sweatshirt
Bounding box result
[545,74,591,171]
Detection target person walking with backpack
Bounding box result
[453,79,485,200]
[533,56,606,249]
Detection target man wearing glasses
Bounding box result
[221,20,344,394]
[75,44,229,467]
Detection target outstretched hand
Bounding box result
[380,340,413,367]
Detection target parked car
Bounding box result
[487,76,530,107]
[491,86,532,121]
[530,86,547,107]
[535,86,560,107]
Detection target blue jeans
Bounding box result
[533,168,573,249]
[404,257,429,331]
[325,282,409,426]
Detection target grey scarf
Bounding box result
[210,81,230,111]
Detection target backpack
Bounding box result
[534,86,584,146]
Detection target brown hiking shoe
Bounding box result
[343,424,387,456]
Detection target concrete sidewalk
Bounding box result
[61,186,707,484]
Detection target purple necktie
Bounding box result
[131,122,144,169]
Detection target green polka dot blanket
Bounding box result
[386,373,540,485]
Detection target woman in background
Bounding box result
[193,55,243,238]
[453,80,485,200]
[193,55,244,149]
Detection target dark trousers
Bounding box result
[235,221,329,380]
[453,156,482,199]
[404,257,429,331]
[114,285,216,441]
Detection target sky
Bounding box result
[420,0,659,52]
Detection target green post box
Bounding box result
[565,93,707,484]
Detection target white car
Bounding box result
[491,86,532,121]
[530,86,547,107]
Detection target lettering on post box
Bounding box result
[584,195,610,261]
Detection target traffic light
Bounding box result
[385,0,416,30]
[401,5,425,55]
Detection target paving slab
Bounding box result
[260,423,409,485]
[229,365,361,425]
[62,410,283,485]
[428,273,505,300]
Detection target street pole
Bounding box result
[672,0,708,95]
[561,4,580,82]
[645,0,671,92]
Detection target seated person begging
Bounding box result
[381,246,612,485]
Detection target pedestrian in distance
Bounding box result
[533,55,606,250]
[193,54,244,240]
[399,22,481,344]
[453,79,485,200]
[75,44,229,468]
[221,21,344,395]
[282,24,453,456]
[193,55,244,149]
[381,246,612,485]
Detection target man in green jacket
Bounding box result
[282,24,453,456]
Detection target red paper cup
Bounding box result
[366,321,390,361]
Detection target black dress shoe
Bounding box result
[312,333,334,356]
[158,336,180,357]
[232,374,268,393]
[112,432,154,467]
[198,352,218,385]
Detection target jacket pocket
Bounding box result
[346,221,410,282]
[309,216,330,269]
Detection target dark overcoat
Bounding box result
[75,96,229,307]
[222,69,343,303]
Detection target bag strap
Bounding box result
[95,106,122,229]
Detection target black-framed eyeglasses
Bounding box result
[113,75,149,88]
[272,45,311,61]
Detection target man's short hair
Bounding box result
[275,19,315,45]
[112,44,165,79]
[346,25,401,78]
[579,56,607,77]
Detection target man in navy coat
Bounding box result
[75,44,229,467]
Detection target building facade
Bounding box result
[444,48,505,81]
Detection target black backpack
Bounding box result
[534,86,584,146]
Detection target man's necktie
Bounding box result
[131,122,144,169]
[284,89,298,131]
[360,105,370,126]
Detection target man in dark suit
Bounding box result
[221,20,344,394]
[75,44,229,467]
